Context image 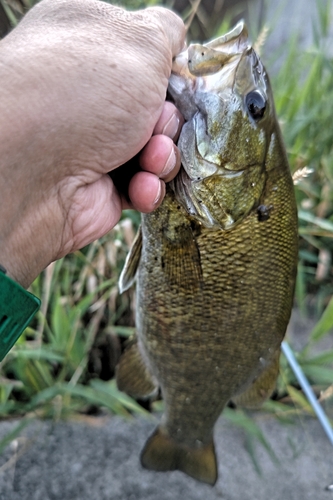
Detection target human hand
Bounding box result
[0,0,185,288]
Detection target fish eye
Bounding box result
[245,91,266,120]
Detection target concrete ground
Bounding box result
[0,411,332,500]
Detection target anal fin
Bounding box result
[141,427,218,486]
[116,337,158,399]
[232,349,281,408]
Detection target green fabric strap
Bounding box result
[0,268,40,361]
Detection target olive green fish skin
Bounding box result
[137,134,297,446]
[119,21,298,472]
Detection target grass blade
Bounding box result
[310,296,333,341]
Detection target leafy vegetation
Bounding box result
[0,0,332,466]
[263,1,333,420]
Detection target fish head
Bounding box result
[168,22,276,230]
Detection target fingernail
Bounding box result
[153,180,165,207]
[161,145,177,178]
[162,113,180,140]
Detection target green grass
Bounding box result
[272,30,333,309]
[0,220,144,419]
[0,0,332,470]
[264,2,333,417]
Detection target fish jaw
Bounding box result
[168,23,276,231]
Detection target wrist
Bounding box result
[0,210,57,288]
[0,254,33,290]
[0,266,40,360]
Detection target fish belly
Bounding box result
[137,171,297,446]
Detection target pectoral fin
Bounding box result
[116,337,158,399]
[118,226,142,293]
[141,427,218,486]
[232,349,280,408]
[162,221,203,292]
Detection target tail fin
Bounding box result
[140,427,218,486]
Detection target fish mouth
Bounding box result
[168,20,270,230]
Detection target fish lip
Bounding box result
[168,21,261,124]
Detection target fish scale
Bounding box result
[117,21,298,486]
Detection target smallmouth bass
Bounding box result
[117,22,298,486]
